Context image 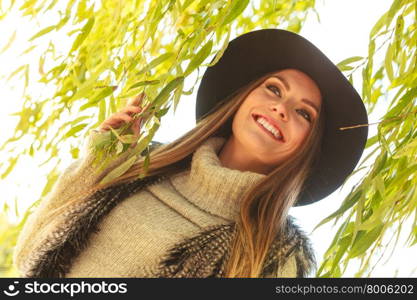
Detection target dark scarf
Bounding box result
[24,174,316,278]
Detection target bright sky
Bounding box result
[1,0,415,277]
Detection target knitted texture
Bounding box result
[29,175,166,278]
[13,132,316,278]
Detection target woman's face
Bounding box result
[222,69,322,174]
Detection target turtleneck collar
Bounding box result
[169,136,266,221]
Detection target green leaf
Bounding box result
[29,25,56,41]
[338,65,354,71]
[337,56,364,67]
[56,14,70,30]
[172,79,184,112]
[330,235,351,274]
[67,116,90,127]
[79,86,114,111]
[128,80,160,91]
[348,224,384,258]
[392,164,417,184]
[7,65,27,81]
[386,0,402,29]
[184,40,213,76]
[394,14,404,55]
[98,97,106,124]
[315,189,363,230]
[64,123,88,138]
[91,130,112,150]
[370,11,388,37]
[374,175,386,197]
[119,134,138,144]
[116,141,124,154]
[326,221,354,256]
[152,115,160,125]
[385,87,417,119]
[135,53,174,75]
[70,17,95,52]
[155,106,171,118]
[368,39,376,58]
[393,138,417,159]
[365,135,378,149]
[222,0,249,26]
[100,154,138,185]
[152,76,184,106]
[3,201,9,213]
[207,28,231,67]
[39,55,45,75]
[336,56,363,72]
[108,126,124,141]
[14,196,19,217]
[133,134,153,157]
[372,151,388,176]
[143,152,150,173]
[1,157,18,179]
[0,30,16,54]
[69,146,79,159]
[24,64,30,89]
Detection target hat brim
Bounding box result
[196,29,369,206]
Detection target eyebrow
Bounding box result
[271,75,320,115]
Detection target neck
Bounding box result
[169,136,267,220]
[219,136,271,175]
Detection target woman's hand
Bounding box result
[98,92,148,137]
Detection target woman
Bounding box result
[13,29,368,278]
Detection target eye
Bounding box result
[266,84,281,97]
[297,109,312,123]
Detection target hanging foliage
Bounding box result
[4,0,415,279]
[317,0,417,277]
[0,0,316,276]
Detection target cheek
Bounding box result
[230,108,244,138]
[293,123,311,145]
[232,100,253,130]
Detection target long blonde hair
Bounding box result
[49,70,325,277]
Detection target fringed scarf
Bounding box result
[23,174,316,278]
[155,217,316,278]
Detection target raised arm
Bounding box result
[13,93,148,276]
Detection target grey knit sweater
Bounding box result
[13,130,315,278]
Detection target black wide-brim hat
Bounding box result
[196,29,369,206]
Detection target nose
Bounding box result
[271,102,288,121]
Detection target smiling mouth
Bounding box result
[252,114,285,142]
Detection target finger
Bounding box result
[132,119,141,136]
[130,119,143,149]
[99,113,133,130]
[127,92,146,107]
[99,119,120,130]
[110,112,134,123]
[120,105,142,115]
[139,102,152,114]
[99,119,124,131]
[129,102,151,125]
[99,122,119,131]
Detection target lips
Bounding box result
[252,113,285,143]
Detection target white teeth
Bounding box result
[256,117,282,140]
